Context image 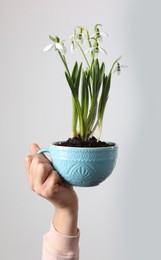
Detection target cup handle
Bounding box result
[37,148,50,154]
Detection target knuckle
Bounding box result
[25,156,32,166]
[34,187,41,195]
[37,162,46,173]
[28,179,43,196]
[33,156,42,165]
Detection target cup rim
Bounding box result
[51,141,118,150]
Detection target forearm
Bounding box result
[53,206,78,236]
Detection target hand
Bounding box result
[25,143,78,235]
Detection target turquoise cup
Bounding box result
[37,141,118,187]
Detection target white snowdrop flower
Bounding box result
[70,40,76,53]
[98,47,107,54]
[43,40,67,54]
[69,26,85,45]
[91,24,108,42]
[43,43,55,52]
[97,31,109,42]
[69,34,84,44]
[55,42,67,54]
[113,62,128,75]
[85,45,107,55]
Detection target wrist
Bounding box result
[53,207,78,236]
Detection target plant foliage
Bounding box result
[43,24,124,141]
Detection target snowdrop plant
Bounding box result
[43,24,123,141]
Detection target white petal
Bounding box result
[100,31,108,37]
[116,70,121,76]
[90,33,95,38]
[113,67,117,73]
[84,47,93,54]
[71,45,74,53]
[75,34,84,44]
[97,36,103,42]
[55,42,63,50]
[121,64,128,69]
[69,34,74,40]
[43,43,55,52]
[55,43,67,54]
[71,44,75,53]
[79,37,84,44]
[99,47,107,55]
[62,46,67,54]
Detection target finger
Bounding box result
[25,155,33,172]
[42,170,62,197]
[30,143,49,161]
[24,155,35,190]
[26,155,44,183]
[29,156,52,191]
[30,143,40,155]
[35,163,53,186]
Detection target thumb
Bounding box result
[30,143,41,155]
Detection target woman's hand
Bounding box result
[25,143,78,235]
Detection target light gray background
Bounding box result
[0,0,161,259]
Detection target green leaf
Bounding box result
[99,74,111,117]
[65,72,76,97]
[81,71,89,123]
[74,63,82,95]
[49,35,55,42]
[84,59,102,138]
[99,62,105,87]
[92,59,99,94]
[97,73,112,140]
[65,71,85,138]
[86,96,98,138]
[72,62,78,83]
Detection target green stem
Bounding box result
[97,121,103,141]
[85,30,92,48]
[75,99,85,138]
[71,97,78,137]
[74,39,90,69]
[85,29,95,64]
[90,120,99,139]
[58,51,71,76]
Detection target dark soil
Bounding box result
[56,136,115,148]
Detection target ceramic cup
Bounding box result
[37,141,118,187]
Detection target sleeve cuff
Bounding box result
[44,223,80,255]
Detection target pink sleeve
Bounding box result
[42,224,80,260]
